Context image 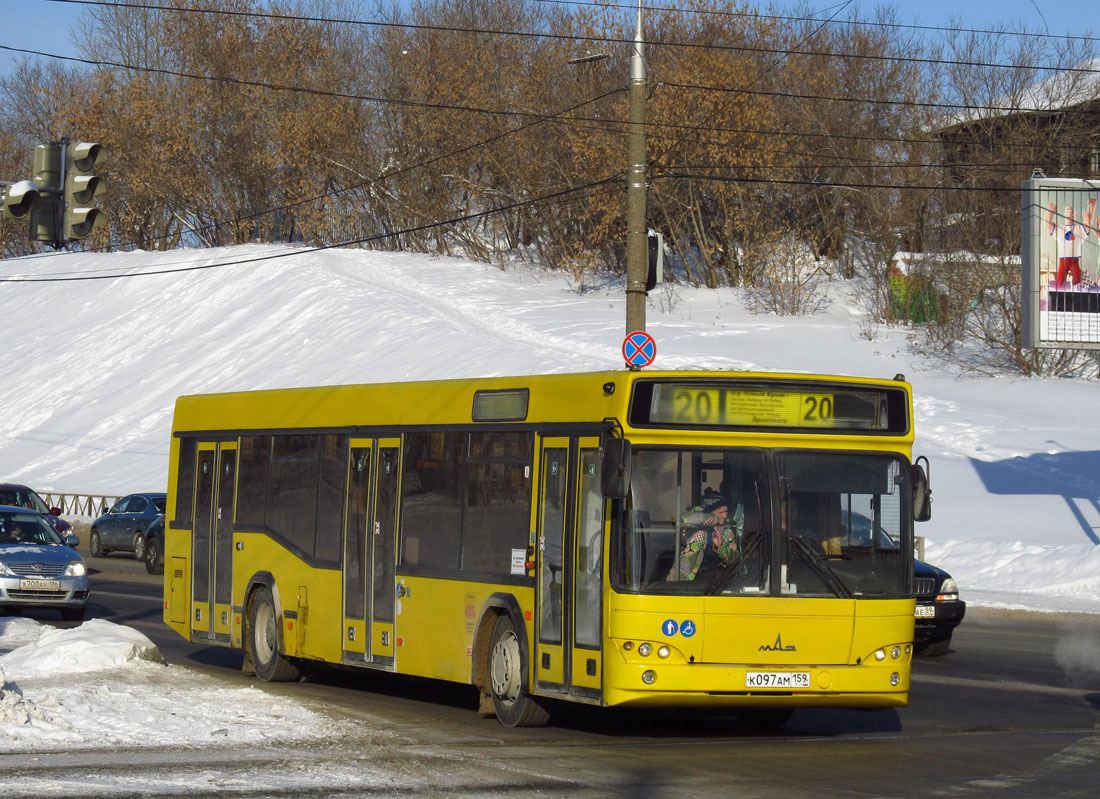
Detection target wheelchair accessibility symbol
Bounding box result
[661,618,697,637]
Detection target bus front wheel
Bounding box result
[248,586,300,682]
[488,614,550,727]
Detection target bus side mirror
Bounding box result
[601,438,632,499]
[911,459,931,522]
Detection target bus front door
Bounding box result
[341,438,399,667]
[191,441,236,643]
[535,436,603,701]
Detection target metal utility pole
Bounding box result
[624,0,647,334]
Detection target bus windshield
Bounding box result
[615,448,910,598]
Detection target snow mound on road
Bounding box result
[0,619,164,679]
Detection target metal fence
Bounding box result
[38,492,119,520]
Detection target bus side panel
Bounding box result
[397,576,534,685]
[235,533,343,665]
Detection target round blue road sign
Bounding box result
[623,330,657,369]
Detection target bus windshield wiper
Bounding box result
[790,536,852,598]
[707,532,764,595]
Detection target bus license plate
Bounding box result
[914,606,936,618]
[19,579,60,591]
[746,671,810,689]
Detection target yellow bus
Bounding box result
[164,370,931,726]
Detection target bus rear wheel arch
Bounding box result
[246,584,300,682]
[487,614,550,727]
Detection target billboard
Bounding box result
[1022,177,1100,349]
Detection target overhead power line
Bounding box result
[529,0,1100,47]
[4,41,1085,157]
[654,172,1018,193]
[0,175,622,282]
[38,0,1100,75]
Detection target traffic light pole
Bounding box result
[624,0,647,336]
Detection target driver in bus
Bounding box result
[666,492,745,581]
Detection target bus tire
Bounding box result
[488,614,550,727]
[248,585,300,682]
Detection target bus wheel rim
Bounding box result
[490,630,521,704]
[256,603,276,662]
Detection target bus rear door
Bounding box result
[191,441,236,643]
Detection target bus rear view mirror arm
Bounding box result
[602,438,632,499]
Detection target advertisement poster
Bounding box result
[1022,178,1100,349]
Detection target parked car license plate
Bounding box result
[745,671,810,689]
[19,579,60,591]
[914,605,936,618]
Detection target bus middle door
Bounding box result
[341,438,399,667]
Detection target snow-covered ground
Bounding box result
[1,244,1098,756]
[3,244,1096,612]
[0,619,349,751]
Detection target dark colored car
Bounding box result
[0,505,89,621]
[89,492,167,561]
[143,514,164,575]
[913,559,966,656]
[0,483,73,537]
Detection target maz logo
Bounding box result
[758,634,796,652]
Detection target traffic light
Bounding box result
[63,141,104,240]
[1,180,39,220]
[30,143,62,246]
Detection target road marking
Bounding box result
[91,589,160,602]
[913,671,1096,699]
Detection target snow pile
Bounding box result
[0,665,71,728]
[0,618,164,678]
[0,619,355,751]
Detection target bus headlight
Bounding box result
[890,672,901,686]
[641,670,657,685]
[874,648,886,661]
[638,643,652,657]
[657,646,670,659]
[891,646,902,660]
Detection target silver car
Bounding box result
[0,506,89,621]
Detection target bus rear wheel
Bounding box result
[488,614,550,727]
[248,586,300,682]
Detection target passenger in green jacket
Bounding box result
[667,492,744,581]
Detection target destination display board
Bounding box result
[629,380,908,434]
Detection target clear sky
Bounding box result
[3,0,1098,76]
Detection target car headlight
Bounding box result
[937,577,959,601]
[65,561,87,577]
[0,561,13,576]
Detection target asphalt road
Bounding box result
[5,553,1099,798]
